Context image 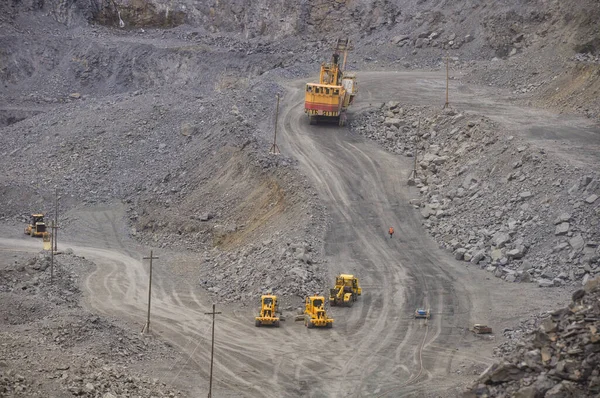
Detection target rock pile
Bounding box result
[464,277,600,397]
[0,252,183,397]
[351,103,600,287]
[198,240,327,306]
[0,357,182,398]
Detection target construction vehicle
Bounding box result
[304,38,357,126]
[329,274,362,307]
[255,294,280,327]
[24,214,47,237]
[415,309,431,319]
[304,295,333,328]
[471,324,493,334]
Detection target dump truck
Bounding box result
[329,274,362,307]
[304,295,333,328]
[24,213,47,237]
[255,294,280,327]
[414,309,431,319]
[304,38,357,126]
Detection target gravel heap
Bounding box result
[464,277,600,397]
[350,103,600,287]
[0,251,183,397]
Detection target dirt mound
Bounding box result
[465,277,600,397]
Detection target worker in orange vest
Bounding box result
[389,227,394,238]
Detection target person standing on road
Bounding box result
[389,227,394,239]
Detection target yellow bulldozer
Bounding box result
[24,213,47,238]
[304,295,333,328]
[255,295,280,327]
[304,38,357,126]
[329,274,362,307]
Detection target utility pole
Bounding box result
[53,189,58,252]
[141,251,159,334]
[408,118,420,185]
[49,221,55,283]
[205,303,222,398]
[269,95,281,154]
[443,53,450,109]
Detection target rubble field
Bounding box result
[1,0,599,396]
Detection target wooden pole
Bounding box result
[415,118,420,175]
[54,188,58,252]
[142,251,159,334]
[270,95,281,154]
[50,221,54,284]
[205,303,222,398]
[408,118,420,184]
[444,54,450,108]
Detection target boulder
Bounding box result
[391,36,409,44]
[454,248,467,260]
[507,246,526,259]
[519,191,533,199]
[383,118,402,128]
[568,235,585,252]
[585,194,598,204]
[538,279,554,288]
[479,362,524,383]
[492,232,511,248]
[420,204,436,218]
[471,250,486,264]
[553,213,571,224]
[554,222,570,236]
[491,249,503,262]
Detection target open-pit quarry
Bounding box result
[1,1,599,397]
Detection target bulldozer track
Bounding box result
[374,322,430,397]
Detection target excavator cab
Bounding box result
[304,38,355,127]
[24,213,47,237]
[255,294,280,327]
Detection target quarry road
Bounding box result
[275,72,579,397]
[0,71,583,397]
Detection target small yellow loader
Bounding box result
[304,296,333,329]
[24,214,47,237]
[329,274,362,307]
[255,295,280,327]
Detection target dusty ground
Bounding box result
[1,1,600,397]
[4,71,593,396]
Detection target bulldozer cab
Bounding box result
[263,296,274,307]
[26,213,47,236]
[306,296,325,312]
[339,274,360,290]
[313,298,323,308]
[261,295,277,315]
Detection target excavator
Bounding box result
[304,295,333,328]
[24,213,47,237]
[329,274,362,307]
[255,294,280,327]
[304,38,357,126]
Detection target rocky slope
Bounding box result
[464,277,600,397]
[350,103,600,287]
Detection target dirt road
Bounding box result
[0,72,578,397]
